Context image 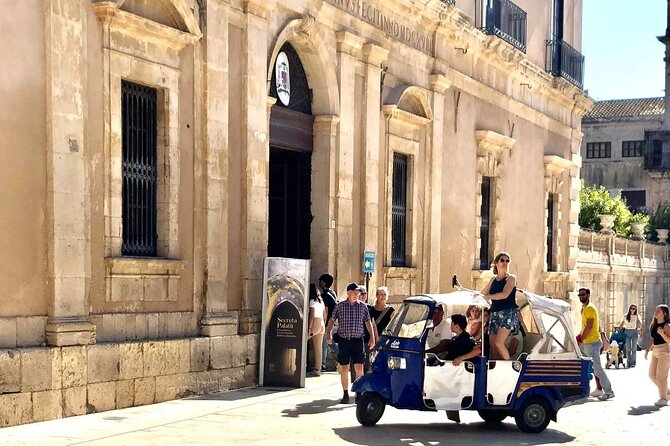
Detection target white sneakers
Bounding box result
[598,391,615,401]
[654,399,668,407]
[589,389,604,397]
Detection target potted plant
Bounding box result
[578,182,632,235]
[649,202,670,243]
[629,212,650,239]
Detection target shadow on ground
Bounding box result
[627,405,662,416]
[334,422,575,445]
[191,386,289,402]
[281,398,350,417]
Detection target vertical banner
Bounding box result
[259,257,310,387]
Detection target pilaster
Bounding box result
[239,2,275,310]
[361,43,389,292]
[426,73,451,291]
[334,31,364,292]
[567,130,585,301]
[44,0,95,346]
[200,1,231,334]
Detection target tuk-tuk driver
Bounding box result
[426,304,453,355]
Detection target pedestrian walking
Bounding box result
[318,273,337,372]
[307,283,326,376]
[644,304,670,406]
[577,288,615,401]
[618,304,642,368]
[325,283,375,404]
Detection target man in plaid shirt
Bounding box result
[326,282,376,404]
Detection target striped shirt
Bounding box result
[332,299,371,339]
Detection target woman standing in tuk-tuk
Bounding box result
[481,251,519,360]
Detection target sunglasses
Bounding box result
[577,293,587,297]
[498,258,510,263]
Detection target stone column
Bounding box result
[200,1,237,336]
[335,31,364,292]
[44,0,95,346]
[239,0,276,312]
[312,116,340,280]
[360,43,389,293]
[426,74,451,292]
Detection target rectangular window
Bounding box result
[480,176,492,270]
[546,193,556,272]
[622,140,643,158]
[586,142,611,159]
[621,190,646,211]
[391,153,408,267]
[121,80,158,257]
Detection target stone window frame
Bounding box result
[543,155,573,273]
[473,130,515,271]
[94,3,199,302]
[382,106,431,269]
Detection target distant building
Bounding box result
[581,97,667,212]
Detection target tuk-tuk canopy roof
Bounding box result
[517,288,571,314]
[411,290,490,308]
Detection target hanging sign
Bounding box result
[363,250,375,273]
[275,52,291,106]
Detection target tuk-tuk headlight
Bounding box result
[369,349,378,365]
[387,356,406,370]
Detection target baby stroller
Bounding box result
[606,329,626,369]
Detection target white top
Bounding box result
[620,314,639,330]
[309,299,325,317]
[426,318,453,349]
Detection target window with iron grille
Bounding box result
[621,190,646,211]
[479,176,492,270]
[121,80,158,257]
[622,140,643,158]
[546,193,556,271]
[391,153,408,267]
[586,142,611,159]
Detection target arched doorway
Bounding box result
[268,43,314,260]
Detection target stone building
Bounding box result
[0,0,589,426]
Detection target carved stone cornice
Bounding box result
[429,73,452,94]
[244,0,276,20]
[362,43,389,67]
[336,31,364,57]
[475,130,515,157]
[383,105,431,127]
[543,155,574,175]
[313,115,340,135]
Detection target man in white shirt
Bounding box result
[426,304,453,354]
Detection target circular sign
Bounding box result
[275,52,291,106]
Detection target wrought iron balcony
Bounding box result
[644,130,670,171]
[440,0,455,4]
[476,0,527,53]
[546,39,585,89]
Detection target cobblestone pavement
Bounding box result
[0,354,665,445]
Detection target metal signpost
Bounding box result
[363,250,375,292]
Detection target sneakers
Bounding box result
[340,393,350,404]
[598,391,615,401]
[654,399,668,407]
[306,370,321,377]
[589,389,604,397]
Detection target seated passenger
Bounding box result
[426,304,453,355]
[444,313,482,366]
[505,329,524,359]
[466,305,483,343]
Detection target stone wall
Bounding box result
[0,335,257,428]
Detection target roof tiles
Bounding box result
[585,97,664,119]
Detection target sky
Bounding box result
[582,0,666,100]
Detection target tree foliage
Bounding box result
[578,182,633,236]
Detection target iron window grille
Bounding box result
[479,176,492,270]
[586,142,611,159]
[622,140,644,158]
[391,153,409,267]
[121,80,158,257]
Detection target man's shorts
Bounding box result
[337,337,365,365]
[489,307,519,334]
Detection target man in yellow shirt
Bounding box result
[578,288,614,401]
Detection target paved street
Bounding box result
[0,355,666,445]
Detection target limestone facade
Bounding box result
[1,0,596,426]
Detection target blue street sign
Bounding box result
[363,250,375,273]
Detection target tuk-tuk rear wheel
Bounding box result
[514,397,551,433]
[356,392,386,427]
[477,409,508,423]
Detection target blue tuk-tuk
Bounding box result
[351,289,592,433]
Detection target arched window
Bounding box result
[270,43,312,115]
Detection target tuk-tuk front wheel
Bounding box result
[477,409,508,423]
[514,397,551,433]
[356,392,386,426]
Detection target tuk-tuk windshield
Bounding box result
[383,302,429,338]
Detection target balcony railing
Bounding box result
[644,130,670,171]
[440,0,456,4]
[476,0,527,53]
[545,39,585,89]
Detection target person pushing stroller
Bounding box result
[606,328,626,369]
